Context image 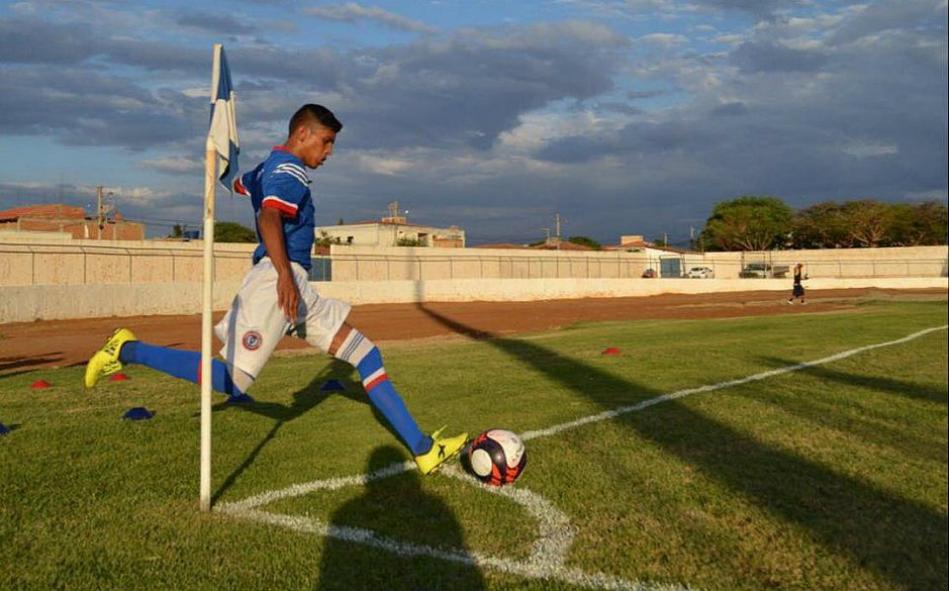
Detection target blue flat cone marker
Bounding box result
[122,407,154,421]
[0,423,10,436]
[320,379,345,392]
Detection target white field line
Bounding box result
[232,507,690,591]
[220,324,947,513]
[223,464,687,591]
[216,324,946,589]
[520,324,948,441]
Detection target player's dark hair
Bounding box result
[289,104,342,136]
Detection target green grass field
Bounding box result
[1,300,947,590]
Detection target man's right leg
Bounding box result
[85,260,288,400]
[84,328,255,401]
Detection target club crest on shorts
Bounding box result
[242,330,263,351]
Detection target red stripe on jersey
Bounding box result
[364,372,389,392]
[233,177,249,196]
[262,197,298,217]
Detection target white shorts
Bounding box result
[215,258,351,378]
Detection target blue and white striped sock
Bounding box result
[335,330,430,455]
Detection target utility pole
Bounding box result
[96,185,104,240]
[554,213,562,250]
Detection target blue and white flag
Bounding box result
[209,44,240,192]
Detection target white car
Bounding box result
[687,266,715,279]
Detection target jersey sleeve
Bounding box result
[233,170,253,197]
[260,162,310,217]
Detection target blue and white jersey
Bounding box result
[234,146,316,270]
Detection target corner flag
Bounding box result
[209,45,240,191]
[201,43,239,512]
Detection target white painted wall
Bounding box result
[2,277,945,323]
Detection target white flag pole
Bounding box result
[199,44,222,513]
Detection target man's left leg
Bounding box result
[328,322,468,475]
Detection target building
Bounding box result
[0,204,145,241]
[316,214,465,248]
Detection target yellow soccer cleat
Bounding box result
[84,328,137,388]
[415,426,468,475]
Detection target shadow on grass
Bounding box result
[316,445,485,591]
[721,358,949,464]
[0,354,64,379]
[416,304,947,589]
[211,360,363,504]
[759,356,948,405]
[212,357,412,504]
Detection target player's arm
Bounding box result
[258,207,299,322]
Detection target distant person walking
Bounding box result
[787,263,806,304]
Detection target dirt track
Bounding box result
[1,288,945,375]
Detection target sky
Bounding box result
[0,0,946,245]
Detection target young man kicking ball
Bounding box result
[84,104,467,475]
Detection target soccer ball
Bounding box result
[467,429,526,486]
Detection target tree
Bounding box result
[567,235,602,250]
[315,230,342,247]
[792,202,851,248]
[169,224,184,239]
[700,196,793,251]
[214,221,257,243]
[911,201,948,245]
[887,201,948,246]
[840,200,893,248]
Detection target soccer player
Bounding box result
[84,104,467,475]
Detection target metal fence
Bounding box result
[313,251,949,282]
[312,252,648,282]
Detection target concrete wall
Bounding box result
[0,238,945,322]
[328,244,947,281]
[328,245,650,281]
[692,246,949,279]
[314,277,948,305]
[2,240,944,287]
[0,281,244,322]
[2,276,945,323]
[0,239,255,286]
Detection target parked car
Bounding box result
[739,263,789,278]
[687,266,715,279]
[641,268,657,278]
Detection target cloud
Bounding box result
[638,33,688,47]
[175,10,256,35]
[0,1,946,244]
[305,3,437,33]
[731,40,829,72]
[138,156,205,175]
[696,0,808,19]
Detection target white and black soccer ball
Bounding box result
[467,429,526,486]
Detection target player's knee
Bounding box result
[332,327,376,367]
[230,365,256,393]
[328,323,353,356]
